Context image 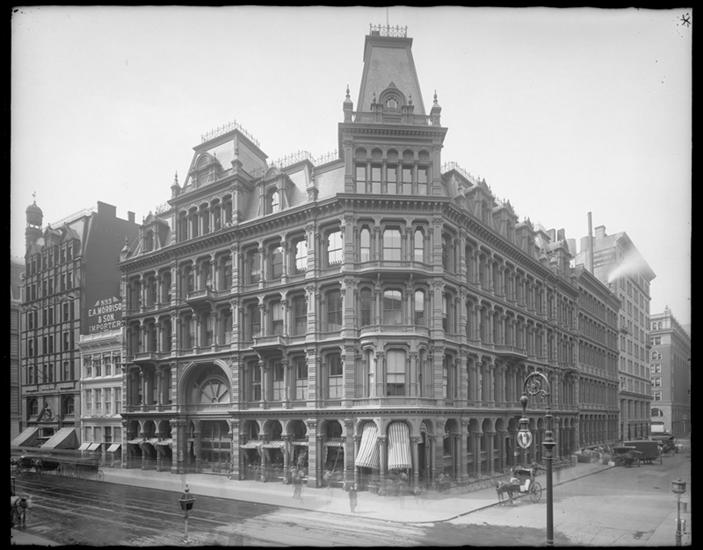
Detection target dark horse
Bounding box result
[495,480,518,504]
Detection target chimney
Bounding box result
[547,229,556,242]
[557,228,565,241]
[595,225,606,239]
[97,201,116,218]
[128,211,135,224]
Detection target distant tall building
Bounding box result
[649,307,690,437]
[574,222,656,440]
[11,257,25,440]
[13,199,138,450]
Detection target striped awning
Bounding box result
[87,443,102,452]
[240,440,262,449]
[355,423,379,469]
[262,440,286,449]
[107,444,121,453]
[387,422,412,470]
[78,442,91,451]
[11,427,39,448]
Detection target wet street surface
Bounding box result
[13,473,562,546]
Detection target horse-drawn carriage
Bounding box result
[11,450,103,480]
[496,466,543,504]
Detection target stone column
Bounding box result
[487,432,496,476]
[411,435,421,490]
[172,419,186,474]
[473,433,482,477]
[343,418,354,487]
[378,435,388,486]
[353,434,361,487]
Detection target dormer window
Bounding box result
[269,189,281,214]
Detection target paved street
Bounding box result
[11,448,691,546]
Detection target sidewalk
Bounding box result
[101,460,613,524]
[11,528,59,546]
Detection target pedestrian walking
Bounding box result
[292,468,303,501]
[347,483,358,513]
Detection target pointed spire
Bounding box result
[345,84,351,100]
[173,172,179,186]
[433,90,438,104]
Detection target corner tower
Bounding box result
[25,194,43,254]
[339,25,448,196]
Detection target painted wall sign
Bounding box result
[87,296,123,333]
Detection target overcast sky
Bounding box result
[11,6,691,324]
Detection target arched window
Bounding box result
[29,398,38,417]
[386,350,406,396]
[413,229,424,262]
[383,228,401,261]
[414,290,425,325]
[327,231,343,265]
[360,288,373,326]
[63,396,74,415]
[383,290,402,325]
[360,228,371,262]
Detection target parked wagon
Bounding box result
[623,440,662,465]
[612,446,642,467]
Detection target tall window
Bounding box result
[250,363,261,401]
[272,361,285,400]
[401,166,412,194]
[371,165,382,193]
[386,165,397,194]
[413,229,424,262]
[355,165,367,193]
[386,350,406,396]
[294,356,308,400]
[383,228,401,260]
[327,231,343,265]
[327,354,343,399]
[270,246,283,280]
[359,228,371,262]
[383,290,402,325]
[247,249,261,283]
[294,240,307,273]
[114,388,121,414]
[292,295,307,335]
[271,301,283,335]
[360,288,373,326]
[414,290,425,325]
[248,303,260,339]
[417,167,428,195]
[326,289,342,331]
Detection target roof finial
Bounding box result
[408,94,413,105]
[32,190,37,204]
[345,84,350,100]
[174,172,179,185]
[433,90,438,104]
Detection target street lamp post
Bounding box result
[671,478,686,546]
[517,370,555,547]
[178,484,196,544]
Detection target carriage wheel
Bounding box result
[530,481,542,503]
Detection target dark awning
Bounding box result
[106,443,121,453]
[11,427,40,448]
[41,428,79,450]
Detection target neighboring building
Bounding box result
[14,199,138,450]
[574,224,656,440]
[11,258,25,440]
[78,329,124,464]
[649,307,690,437]
[119,25,609,491]
[572,265,621,448]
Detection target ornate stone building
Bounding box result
[119,26,598,491]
